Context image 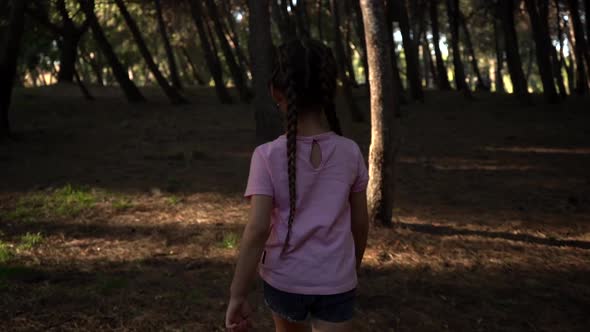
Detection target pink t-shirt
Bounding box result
[244,131,369,295]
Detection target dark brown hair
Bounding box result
[270,39,341,256]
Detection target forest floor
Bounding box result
[1,85,589,332]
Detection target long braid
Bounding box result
[318,47,342,136]
[282,49,298,256]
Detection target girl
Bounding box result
[225,39,369,332]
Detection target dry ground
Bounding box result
[1,85,589,331]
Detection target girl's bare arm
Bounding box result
[350,190,369,270]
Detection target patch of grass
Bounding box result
[0,241,13,263]
[2,184,98,222]
[18,232,43,250]
[220,232,239,249]
[112,197,133,211]
[165,195,181,206]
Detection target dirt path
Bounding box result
[1,86,589,331]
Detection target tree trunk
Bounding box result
[290,0,310,37]
[205,0,252,102]
[330,0,363,122]
[343,8,359,88]
[556,1,574,94]
[498,0,530,101]
[430,0,451,90]
[539,0,566,98]
[154,0,183,91]
[181,47,207,86]
[114,0,187,104]
[459,13,487,91]
[386,0,407,103]
[79,0,145,102]
[272,0,295,40]
[585,0,590,40]
[397,0,424,101]
[247,0,282,142]
[317,0,324,40]
[566,0,589,95]
[74,68,94,100]
[220,1,251,73]
[423,35,438,89]
[493,11,505,93]
[0,0,26,139]
[360,0,399,226]
[351,0,369,85]
[524,0,560,103]
[189,0,233,103]
[446,0,472,98]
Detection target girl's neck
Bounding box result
[294,110,329,137]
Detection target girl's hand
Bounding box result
[225,297,252,332]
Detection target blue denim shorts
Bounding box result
[263,281,356,323]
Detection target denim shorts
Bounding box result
[263,281,356,323]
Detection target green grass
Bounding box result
[0,241,13,263]
[112,197,133,211]
[165,195,181,206]
[1,184,98,222]
[220,232,239,249]
[18,232,43,250]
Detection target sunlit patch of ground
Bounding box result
[1,86,589,331]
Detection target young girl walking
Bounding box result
[225,39,369,332]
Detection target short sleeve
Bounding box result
[244,147,274,198]
[351,144,369,193]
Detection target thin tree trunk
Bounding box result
[556,1,574,94]
[351,0,369,85]
[459,13,487,91]
[248,0,282,142]
[499,0,530,101]
[386,0,407,103]
[343,7,359,88]
[330,0,363,122]
[220,1,251,73]
[317,0,324,40]
[446,0,472,98]
[566,0,589,94]
[430,0,451,90]
[154,0,183,91]
[290,0,310,37]
[524,0,560,102]
[540,0,566,98]
[398,0,424,101]
[181,47,207,86]
[360,0,399,226]
[114,0,187,104]
[272,0,295,40]
[189,0,232,103]
[493,12,505,93]
[78,0,145,102]
[0,0,26,139]
[74,68,94,100]
[585,0,590,40]
[424,35,437,89]
[205,0,252,102]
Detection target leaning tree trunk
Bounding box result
[247,0,282,142]
[566,0,589,95]
[446,0,472,98]
[459,13,487,91]
[539,0,566,99]
[79,0,145,102]
[205,0,252,102]
[524,0,560,103]
[154,0,183,91]
[360,0,399,226]
[0,0,26,139]
[330,0,363,122]
[114,0,187,105]
[189,0,233,103]
[430,0,451,90]
[498,0,530,102]
[397,0,424,101]
[181,47,207,86]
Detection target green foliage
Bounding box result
[220,232,239,249]
[112,197,133,211]
[0,241,13,264]
[18,232,43,250]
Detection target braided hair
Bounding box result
[270,39,341,256]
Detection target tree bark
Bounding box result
[113,0,187,104]
[247,0,282,142]
[430,0,451,90]
[524,0,560,103]
[539,0,566,98]
[566,0,589,95]
[317,0,324,40]
[386,0,407,103]
[0,0,26,139]
[493,10,505,93]
[446,0,472,98]
[397,0,424,101]
[272,0,295,40]
[154,0,183,91]
[498,0,530,101]
[330,0,363,122]
[351,0,370,84]
[79,0,145,102]
[360,0,399,226]
[189,0,233,104]
[205,0,252,102]
[556,0,574,94]
[181,47,207,86]
[290,0,310,37]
